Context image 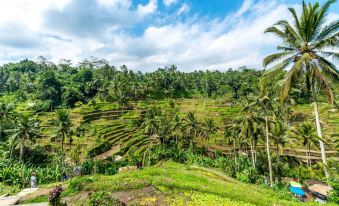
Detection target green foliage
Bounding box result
[0,160,62,187]
[68,177,94,193]
[328,180,339,204]
[88,191,125,206]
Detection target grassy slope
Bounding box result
[33,98,338,162]
[25,161,336,206]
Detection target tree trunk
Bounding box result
[19,141,24,162]
[265,115,273,187]
[308,143,311,167]
[61,133,65,170]
[250,139,255,169]
[313,100,329,178]
[233,139,237,165]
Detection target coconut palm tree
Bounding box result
[172,114,182,145]
[6,115,40,161]
[201,118,219,152]
[262,0,338,178]
[270,121,289,158]
[181,112,201,151]
[254,95,274,187]
[51,109,72,169]
[292,122,320,166]
[141,107,160,136]
[224,121,241,166]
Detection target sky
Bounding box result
[0,0,338,71]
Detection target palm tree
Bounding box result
[51,109,72,169]
[201,118,219,152]
[141,107,160,165]
[270,121,289,157]
[254,95,274,187]
[141,107,160,136]
[224,121,241,166]
[262,0,338,178]
[292,122,320,166]
[172,114,181,145]
[181,112,201,151]
[240,98,263,168]
[6,115,40,161]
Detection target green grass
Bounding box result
[20,195,48,204]
[59,161,336,206]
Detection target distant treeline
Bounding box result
[0,58,312,110]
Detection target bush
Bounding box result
[49,185,63,206]
[0,160,62,187]
[68,177,94,192]
[88,191,125,206]
[328,180,339,204]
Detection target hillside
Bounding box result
[18,161,337,206]
[35,99,338,163]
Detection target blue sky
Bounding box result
[0,0,338,71]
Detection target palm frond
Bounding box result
[279,56,306,102]
[314,68,335,104]
[317,56,339,79]
[315,19,339,41]
[288,7,304,39]
[263,51,294,67]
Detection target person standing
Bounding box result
[30,172,38,188]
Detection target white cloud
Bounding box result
[0,0,337,71]
[234,0,252,17]
[137,0,157,16]
[163,0,177,7]
[177,3,190,15]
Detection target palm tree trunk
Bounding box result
[19,141,24,162]
[250,139,255,169]
[61,133,65,170]
[313,100,329,178]
[233,138,237,164]
[265,115,273,187]
[308,143,311,167]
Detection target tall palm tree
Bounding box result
[141,107,160,136]
[224,121,241,166]
[201,118,219,152]
[6,115,40,161]
[51,109,72,169]
[270,121,289,158]
[255,95,274,187]
[292,122,320,166]
[240,98,263,168]
[181,112,201,151]
[172,114,182,145]
[262,0,338,178]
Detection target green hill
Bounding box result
[20,161,337,206]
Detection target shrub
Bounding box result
[49,185,63,206]
[328,180,339,204]
[88,191,125,206]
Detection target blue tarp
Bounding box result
[289,186,305,196]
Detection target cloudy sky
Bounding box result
[0,0,338,71]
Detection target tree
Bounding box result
[262,0,338,178]
[172,114,182,145]
[292,122,320,166]
[255,96,274,187]
[201,118,219,152]
[181,112,201,151]
[270,121,289,158]
[51,109,72,169]
[6,115,40,161]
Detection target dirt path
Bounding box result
[95,145,120,160]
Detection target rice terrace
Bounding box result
[0,0,338,205]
